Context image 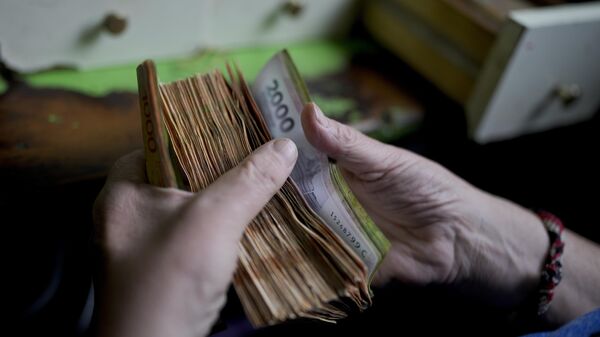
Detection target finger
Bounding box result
[105,149,147,185]
[301,102,400,176]
[180,138,298,244]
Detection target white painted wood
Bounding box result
[0,0,357,72]
[204,0,357,47]
[469,2,600,143]
[0,0,207,71]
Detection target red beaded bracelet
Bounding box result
[536,210,565,316]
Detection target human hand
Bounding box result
[301,103,549,308]
[93,139,297,337]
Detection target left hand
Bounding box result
[300,103,547,307]
[93,139,297,337]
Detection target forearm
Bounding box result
[546,229,600,324]
[455,190,549,308]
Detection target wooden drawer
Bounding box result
[0,0,358,72]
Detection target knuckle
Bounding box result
[93,183,138,239]
[110,155,133,176]
[186,190,214,216]
[334,124,359,156]
[106,182,139,208]
[113,155,129,170]
[239,156,281,194]
[107,150,145,182]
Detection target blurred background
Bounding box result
[1,0,599,336]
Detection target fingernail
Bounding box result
[273,138,297,164]
[312,103,329,128]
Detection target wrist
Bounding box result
[452,189,549,308]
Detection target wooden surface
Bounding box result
[0,83,142,187]
[0,52,423,188]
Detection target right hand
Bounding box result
[93,139,298,337]
[301,103,549,308]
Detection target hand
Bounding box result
[93,139,297,337]
[301,103,549,308]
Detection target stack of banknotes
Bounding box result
[136,50,389,327]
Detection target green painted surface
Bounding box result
[24,40,357,96]
[312,94,357,119]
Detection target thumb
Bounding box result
[178,138,298,245]
[301,102,399,176]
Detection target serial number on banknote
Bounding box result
[330,211,367,258]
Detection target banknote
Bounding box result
[252,51,390,277]
[138,52,390,326]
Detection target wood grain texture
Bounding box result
[0,83,141,187]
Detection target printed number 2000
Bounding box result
[266,79,294,133]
